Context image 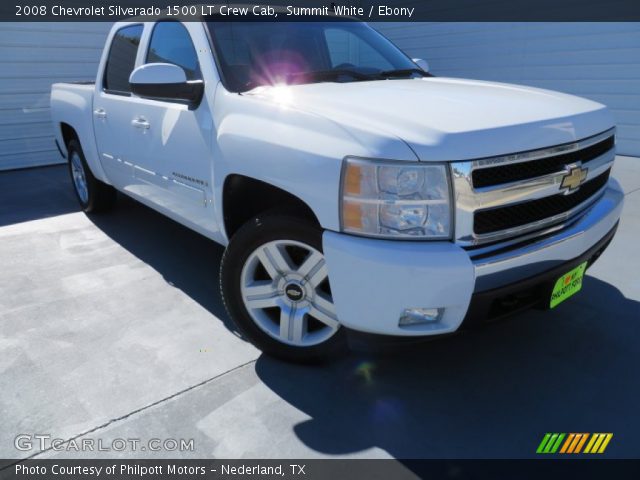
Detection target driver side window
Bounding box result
[324,28,393,69]
[146,22,201,80]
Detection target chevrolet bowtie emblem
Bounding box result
[561,166,588,192]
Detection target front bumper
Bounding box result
[322,179,624,336]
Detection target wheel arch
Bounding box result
[60,122,79,150]
[57,121,111,185]
[222,174,321,240]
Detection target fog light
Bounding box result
[399,308,443,326]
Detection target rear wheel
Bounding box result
[67,139,116,213]
[220,213,346,362]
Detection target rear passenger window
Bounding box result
[103,24,143,94]
[146,22,201,80]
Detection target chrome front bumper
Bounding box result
[473,178,624,292]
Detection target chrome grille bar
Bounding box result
[451,128,616,247]
[469,128,615,170]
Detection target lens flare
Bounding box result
[372,398,402,424]
[355,361,375,384]
[270,84,294,106]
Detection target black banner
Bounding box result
[2,0,640,22]
[1,460,640,480]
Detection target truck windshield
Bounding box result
[206,22,421,92]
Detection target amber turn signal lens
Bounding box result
[342,201,363,230]
[343,163,362,196]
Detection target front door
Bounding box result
[127,21,214,231]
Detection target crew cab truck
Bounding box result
[51,17,624,362]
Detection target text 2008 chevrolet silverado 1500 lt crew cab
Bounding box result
[51,17,624,362]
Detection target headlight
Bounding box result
[341,157,452,239]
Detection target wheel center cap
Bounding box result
[284,283,305,302]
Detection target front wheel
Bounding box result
[220,213,346,363]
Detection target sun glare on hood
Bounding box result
[271,85,294,104]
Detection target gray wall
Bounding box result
[0,23,110,170]
[375,22,640,156]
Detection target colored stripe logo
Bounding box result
[537,433,613,454]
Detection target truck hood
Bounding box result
[246,77,613,161]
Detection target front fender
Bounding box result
[212,89,417,236]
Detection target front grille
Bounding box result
[474,169,611,235]
[472,135,614,188]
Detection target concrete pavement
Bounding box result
[1,157,639,460]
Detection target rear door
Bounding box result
[93,24,144,189]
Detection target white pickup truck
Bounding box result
[51,17,623,362]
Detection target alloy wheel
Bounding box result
[240,240,340,346]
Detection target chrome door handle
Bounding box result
[93,108,107,119]
[131,117,150,129]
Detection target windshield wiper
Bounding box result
[240,70,370,92]
[286,69,372,83]
[242,68,427,91]
[375,68,431,79]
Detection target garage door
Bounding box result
[0,23,111,170]
[375,22,640,156]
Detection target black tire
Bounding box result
[220,213,347,363]
[67,139,116,213]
